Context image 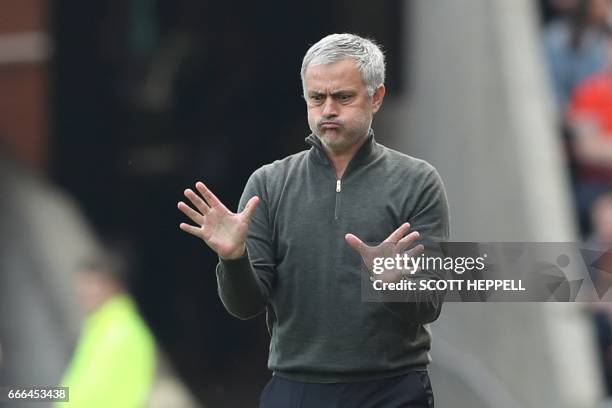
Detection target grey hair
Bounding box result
[301,33,386,97]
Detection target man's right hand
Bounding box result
[177,181,260,260]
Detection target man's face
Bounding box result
[77,270,120,315]
[304,58,384,154]
[590,0,612,24]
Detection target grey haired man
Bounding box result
[178,33,449,407]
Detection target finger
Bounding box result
[195,182,224,208]
[399,245,425,276]
[384,222,411,243]
[405,243,425,259]
[184,189,210,214]
[395,231,420,253]
[177,201,204,225]
[241,196,260,223]
[345,233,367,254]
[179,222,201,237]
[378,269,400,283]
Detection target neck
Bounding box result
[322,134,368,179]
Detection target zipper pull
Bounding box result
[336,179,341,193]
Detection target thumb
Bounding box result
[345,233,366,254]
[241,196,260,223]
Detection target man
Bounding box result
[587,192,612,395]
[0,146,91,391]
[567,31,612,233]
[178,33,449,407]
[58,248,156,408]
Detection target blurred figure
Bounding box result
[0,145,93,390]
[587,192,612,396]
[57,247,156,407]
[544,0,611,112]
[568,32,612,233]
[57,244,201,408]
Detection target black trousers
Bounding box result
[259,371,434,408]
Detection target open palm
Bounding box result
[178,182,259,260]
[345,223,424,283]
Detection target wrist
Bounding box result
[219,244,246,261]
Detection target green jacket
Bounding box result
[58,295,155,407]
[216,130,450,383]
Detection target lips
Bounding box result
[320,122,340,129]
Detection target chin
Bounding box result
[323,139,353,154]
[321,133,345,145]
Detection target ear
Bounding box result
[371,84,386,114]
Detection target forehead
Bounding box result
[304,58,365,91]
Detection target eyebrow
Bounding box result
[308,90,357,97]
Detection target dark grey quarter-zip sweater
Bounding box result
[215,130,450,383]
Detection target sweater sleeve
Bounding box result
[215,168,277,320]
[383,167,450,325]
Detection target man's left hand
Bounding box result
[345,223,424,283]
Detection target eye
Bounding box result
[309,94,324,105]
[337,94,353,103]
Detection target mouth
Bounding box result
[320,122,340,129]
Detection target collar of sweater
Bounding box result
[304,128,380,170]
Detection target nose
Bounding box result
[321,96,338,118]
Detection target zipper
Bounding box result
[334,179,341,220]
[305,133,372,222]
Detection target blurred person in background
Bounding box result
[0,143,92,390]
[57,243,201,408]
[567,31,612,234]
[57,245,156,407]
[587,192,612,396]
[544,0,612,112]
[178,33,448,408]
